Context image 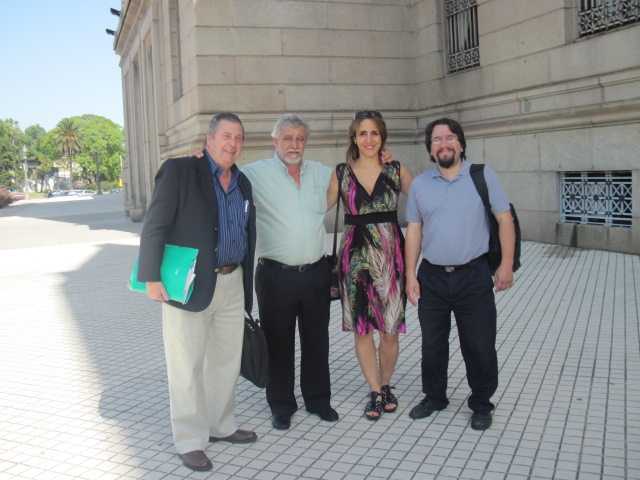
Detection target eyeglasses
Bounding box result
[354,110,382,120]
[431,136,458,145]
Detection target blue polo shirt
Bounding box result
[405,160,510,266]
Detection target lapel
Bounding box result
[195,155,219,223]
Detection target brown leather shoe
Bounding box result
[209,429,257,444]
[178,450,212,471]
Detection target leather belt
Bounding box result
[214,264,239,275]
[424,255,485,273]
[258,257,324,273]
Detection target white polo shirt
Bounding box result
[242,154,332,266]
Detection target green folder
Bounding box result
[129,244,199,304]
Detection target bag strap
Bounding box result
[332,165,345,256]
[469,163,492,214]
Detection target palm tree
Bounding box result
[54,118,82,189]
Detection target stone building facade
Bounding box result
[113,0,640,254]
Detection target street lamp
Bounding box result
[22,145,29,200]
[94,148,103,194]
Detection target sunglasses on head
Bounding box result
[353,110,382,120]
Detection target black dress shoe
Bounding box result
[178,450,212,471]
[272,414,291,430]
[307,406,339,422]
[471,411,492,430]
[409,396,445,420]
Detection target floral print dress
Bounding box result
[337,161,406,335]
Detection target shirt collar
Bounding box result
[269,153,307,175]
[430,159,470,180]
[204,149,240,179]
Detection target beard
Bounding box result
[437,156,455,169]
[434,148,456,169]
[281,150,303,165]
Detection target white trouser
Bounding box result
[161,267,244,454]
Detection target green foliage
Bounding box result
[0,119,23,188]
[54,118,83,183]
[0,115,125,190]
[70,114,125,183]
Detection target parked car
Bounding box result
[109,187,121,194]
[68,190,94,196]
[46,190,66,198]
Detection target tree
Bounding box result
[24,125,51,191]
[54,118,83,189]
[0,119,23,188]
[68,114,125,186]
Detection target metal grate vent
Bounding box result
[561,171,632,227]
[579,0,640,36]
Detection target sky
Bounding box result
[0,1,124,132]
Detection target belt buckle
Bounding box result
[444,266,455,273]
[298,264,309,272]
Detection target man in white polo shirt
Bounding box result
[242,114,338,430]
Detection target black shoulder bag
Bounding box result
[469,164,521,275]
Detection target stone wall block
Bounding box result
[194,0,233,26]
[479,0,560,34]
[231,0,328,29]
[415,52,444,85]
[592,124,640,170]
[539,129,594,172]
[481,11,567,66]
[284,85,375,111]
[282,29,411,58]
[196,27,283,56]
[549,28,640,84]
[196,56,237,85]
[198,85,286,112]
[236,57,331,84]
[490,54,550,94]
[327,3,409,31]
[374,85,417,111]
[483,134,540,172]
[330,57,415,85]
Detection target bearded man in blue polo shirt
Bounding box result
[404,117,515,431]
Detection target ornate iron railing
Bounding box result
[561,171,632,227]
[446,0,480,73]
[579,0,640,36]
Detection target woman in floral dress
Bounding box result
[327,110,413,420]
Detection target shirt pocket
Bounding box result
[303,186,327,214]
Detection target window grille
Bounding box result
[445,0,480,73]
[561,171,632,227]
[579,0,640,37]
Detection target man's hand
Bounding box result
[406,276,421,307]
[147,281,169,302]
[188,148,204,158]
[380,147,393,164]
[493,209,516,293]
[493,265,513,292]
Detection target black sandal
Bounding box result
[364,391,383,420]
[381,385,398,413]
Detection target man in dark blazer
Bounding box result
[137,113,257,472]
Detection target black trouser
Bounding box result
[417,257,498,413]
[255,259,332,416]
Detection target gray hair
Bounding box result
[271,113,310,140]
[207,112,244,138]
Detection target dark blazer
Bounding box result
[137,154,256,313]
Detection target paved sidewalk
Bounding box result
[0,197,639,479]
